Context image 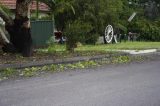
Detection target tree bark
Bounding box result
[15,0,31,19]
[1,0,33,57]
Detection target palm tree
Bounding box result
[40,0,75,31]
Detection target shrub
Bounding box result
[64,20,93,51]
[85,33,99,45]
[128,19,160,41]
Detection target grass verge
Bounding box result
[0,55,146,81]
[39,42,160,53]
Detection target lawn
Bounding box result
[1,41,159,65]
[45,42,160,52]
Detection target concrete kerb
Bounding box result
[0,54,123,70]
[116,49,157,55]
[0,49,159,70]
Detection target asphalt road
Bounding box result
[0,60,160,106]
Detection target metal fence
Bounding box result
[31,20,54,47]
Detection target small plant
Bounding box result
[75,62,85,69]
[0,68,17,79]
[50,64,57,72]
[58,64,65,72]
[21,67,39,77]
[112,56,131,64]
[66,64,77,69]
[41,66,50,71]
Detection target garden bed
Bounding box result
[0,50,110,65]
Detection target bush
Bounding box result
[64,20,93,51]
[128,19,160,41]
[139,26,160,41]
[85,33,99,44]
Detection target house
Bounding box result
[0,0,50,19]
[0,0,49,11]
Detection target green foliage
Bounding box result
[76,42,160,51]
[21,67,39,77]
[85,33,99,44]
[42,0,75,31]
[112,56,131,63]
[0,53,149,81]
[0,3,11,14]
[41,0,160,48]
[70,0,124,34]
[66,61,98,69]
[50,64,57,72]
[64,20,93,51]
[116,23,128,33]
[129,18,160,41]
[0,68,17,78]
[47,44,66,53]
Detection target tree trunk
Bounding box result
[2,0,33,57]
[15,0,31,18]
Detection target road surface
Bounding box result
[0,60,160,106]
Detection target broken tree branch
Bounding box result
[0,8,13,26]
